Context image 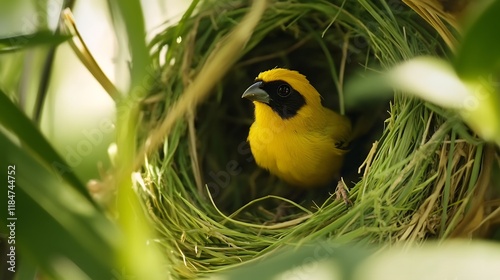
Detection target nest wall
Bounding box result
[139,0,483,278]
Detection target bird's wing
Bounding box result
[324,110,352,151]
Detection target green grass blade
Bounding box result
[111,0,149,89]
[0,31,70,53]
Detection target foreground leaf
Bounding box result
[345,56,500,146]
[220,241,500,280]
[0,131,120,279]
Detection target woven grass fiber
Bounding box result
[136,0,485,278]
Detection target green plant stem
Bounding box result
[33,0,76,124]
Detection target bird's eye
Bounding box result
[277,84,291,97]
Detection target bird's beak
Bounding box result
[242,81,269,104]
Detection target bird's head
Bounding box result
[241,68,323,119]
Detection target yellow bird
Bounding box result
[242,68,352,188]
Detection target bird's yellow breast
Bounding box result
[248,101,350,188]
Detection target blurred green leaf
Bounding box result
[455,0,500,78]
[357,241,500,280]
[0,91,91,201]
[223,242,372,280]
[345,57,467,110]
[107,0,165,279]
[345,56,500,146]
[0,131,120,280]
[15,258,37,280]
[386,57,470,110]
[344,72,393,111]
[222,241,500,280]
[0,31,70,53]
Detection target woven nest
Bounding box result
[138,0,484,278]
